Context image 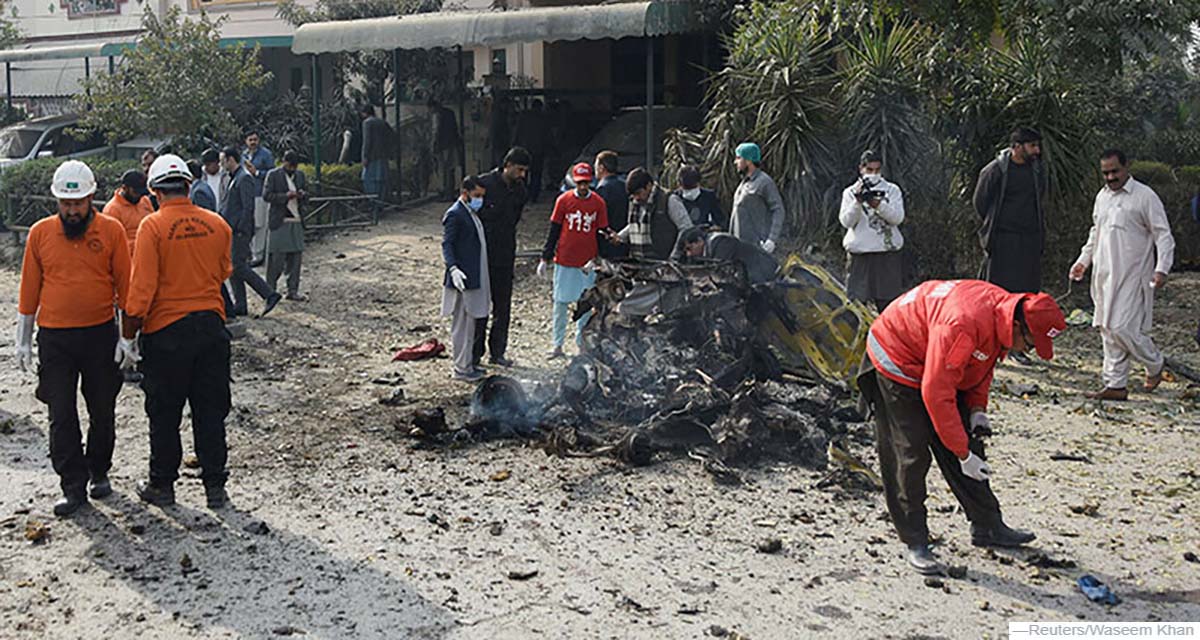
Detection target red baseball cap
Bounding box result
[1022,293,1066,360]
[571,162,594,184]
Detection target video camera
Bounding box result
[854,177,887,204]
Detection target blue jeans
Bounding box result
[552,302,592,349]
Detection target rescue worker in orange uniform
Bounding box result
[101,170,154,256]
[16,160,133,516]
[857,280,1066,574]
[121,154,234,509]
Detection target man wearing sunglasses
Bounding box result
[857,279,1066,575]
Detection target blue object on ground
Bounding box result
[1077,574,1121,606]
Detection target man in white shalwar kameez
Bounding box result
[1070,149,1175,400]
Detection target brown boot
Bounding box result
[1086,387,1128,401]
[1144,369,1164,392]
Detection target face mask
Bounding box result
[681,188,700,201]
[122,190,141,204]
[861,171,880,178]
[468,196,484,212]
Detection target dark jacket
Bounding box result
[596,174,628,259]
[476,167,527,267]
[972,149,1047,251]
[361,116,394,165]
[190,179,217,212]
[442,199,484,290]
[672,187,726,230]
[432,105,460,151]
[671,231,780,285]
[220,166,257,236]
[263,166,307,231]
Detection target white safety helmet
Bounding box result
[147,153,193,189]
[50,160,97,200]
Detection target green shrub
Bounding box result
[1176,165,1200,186]
[1,157,140,227]
[1129,160,1175,186]
[297,162,365,196]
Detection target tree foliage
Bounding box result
[73,7,269,144]
[276,0,452,108]
[667,0,1200,277]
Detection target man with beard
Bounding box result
[730,142,785,254]
[101,169,154,256]
[473,147,529,368]
[17,160,133,515]
[1070,149,1175,400]
[973,127,1047,294]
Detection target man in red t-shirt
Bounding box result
[539,162,613,358]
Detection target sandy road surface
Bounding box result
[0,201,1197,639]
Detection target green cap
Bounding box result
[735,142,761,163]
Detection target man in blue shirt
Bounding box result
[241,131,274,266]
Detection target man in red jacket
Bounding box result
[858,279,1065,574]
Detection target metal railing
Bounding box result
[302,194,380,230]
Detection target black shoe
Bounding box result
[907,544,944,575]
[489,355,515,368]
[1009,351,1034,366]
[137,482,175,507]
[53,492,87,517]
[205,486,229,510]
[971,522,1036,548]
[260,293,283,318]
[88,475,112,499]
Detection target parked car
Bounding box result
[0,114,109,170]
[561,106,703,190]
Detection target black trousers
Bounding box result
[982,230,1043,294]
[473,265,514,363]
[140,312,231,488]
[231,231,274,313]
[865,371,1003,546]
[36,321,123,496]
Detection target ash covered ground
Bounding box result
[0,201,1197,639]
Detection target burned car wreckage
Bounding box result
[421,255,878,485]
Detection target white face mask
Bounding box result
[861,171,880,178]
[681,188,701,201]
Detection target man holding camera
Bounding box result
[839,150,905,311]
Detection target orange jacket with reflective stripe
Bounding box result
[866,280,1022,459]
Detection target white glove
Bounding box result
[449,266,467,292]
[760,239,776,254]
[15,313,34,373]
[115,337,141,370]
[536,260,549,279]
[969,411,990,432]
[581,259,596,276]
[960,451,992,482]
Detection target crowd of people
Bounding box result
[440,127,1179,576]
[15,131,312,516]
[12,118,1183,583]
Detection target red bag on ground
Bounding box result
[392,338,446,362]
